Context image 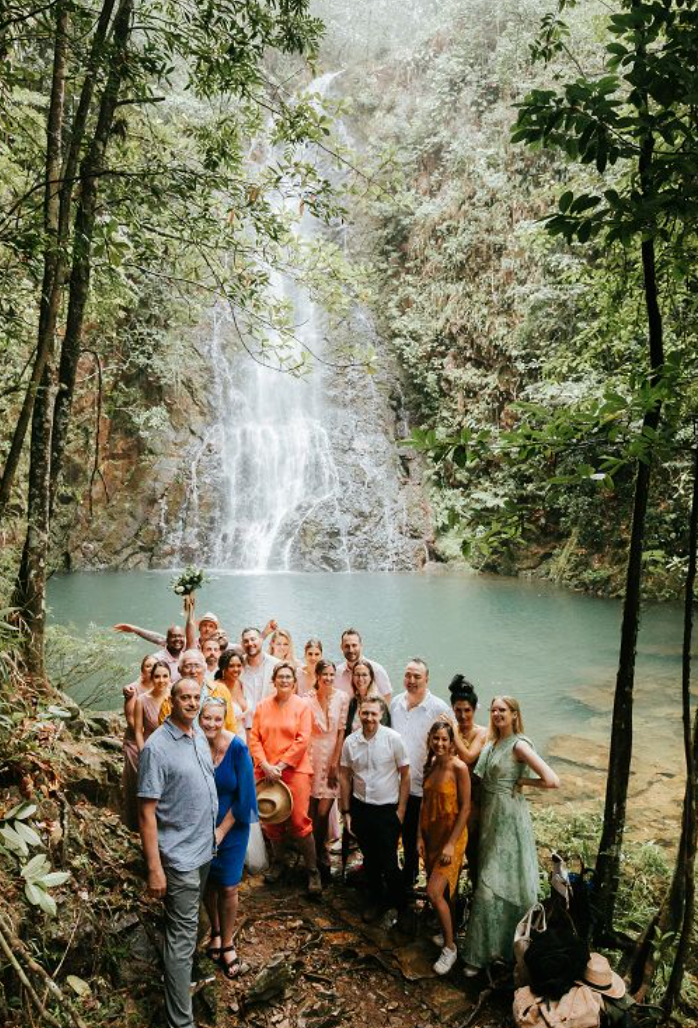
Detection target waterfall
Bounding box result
[172,73,429,572]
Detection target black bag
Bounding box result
[567,861,595,941]
[524,919,590,1000]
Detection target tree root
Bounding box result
[0,924,62,1028]
[0,915,89,1028]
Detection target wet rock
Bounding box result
[241,953,293,1008]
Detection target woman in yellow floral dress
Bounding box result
[417,720,470,976]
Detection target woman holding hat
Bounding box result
[249,662,321,895]
[463,696,559,977]
[199,696,258,978]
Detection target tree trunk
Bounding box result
[13,366,55,680]
[0,1,68,523]
[661,435,698,1014]
[593,229,665,940]
[49,0,119,515]
[49,0,131,516]
[15,0,133,674]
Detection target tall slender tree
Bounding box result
[512,0,697,937]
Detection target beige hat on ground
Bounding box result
[256,779,293,825]
[580,953,626,999]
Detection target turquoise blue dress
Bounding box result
[462,733,540,968]
[209,736,258,888]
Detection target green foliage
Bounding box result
[45,624,131,708]
[356,0,698,595]
[0,0,366,565]
[0,803,71,917]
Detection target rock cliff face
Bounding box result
[56,74,433,574]
[59,319,432,572]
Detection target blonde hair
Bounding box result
[489,695,524,741]
[268,629,296,664]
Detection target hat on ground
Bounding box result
[580,953,626,999]
[199,612,220,627]
[256,779,293,825]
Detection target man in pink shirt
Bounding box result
[334,628,392,703]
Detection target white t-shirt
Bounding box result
[340,724,410,806]
[240,654,281,727]
[390,690,451,797]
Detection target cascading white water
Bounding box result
[172,72,430,572]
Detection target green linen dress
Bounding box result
[462,733,540,968]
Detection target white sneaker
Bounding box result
[463,962,480,977]
[433,945,458,976]
[432,932,444,947]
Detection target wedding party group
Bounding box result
[116,594,561,1028]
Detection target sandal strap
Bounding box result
[220,945,236,954]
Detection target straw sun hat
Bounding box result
[579,953,626,999]
[255,779,293,825]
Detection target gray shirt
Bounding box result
[137,719,218,872]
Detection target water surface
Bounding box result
[47,569,681,754]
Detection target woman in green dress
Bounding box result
[462,696,559,976]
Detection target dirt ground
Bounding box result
[193,857,511,1028]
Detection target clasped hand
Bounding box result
[262,761,283,781]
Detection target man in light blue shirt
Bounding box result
[138,677,217,1028]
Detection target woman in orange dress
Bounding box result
[248,662,321,895]
[417,720,470,976]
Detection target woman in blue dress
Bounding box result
[200,696,258,978]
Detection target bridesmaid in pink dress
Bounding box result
[133,661,172,751]
[121,654,157,831]
[307,660,349,882]
[296,638,323,696]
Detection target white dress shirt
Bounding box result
[335,656,392,699]
[240,654,280,727]
[340,725,409,806]
[390,690,451,797]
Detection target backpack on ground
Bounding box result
[514,984,603,1028]
[524,920,590,1000]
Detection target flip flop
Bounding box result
[218,944,243,979]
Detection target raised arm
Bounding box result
[513,740,560,790]
[113,623,165,646]
[184,594,196,650]
[453,725,486,767]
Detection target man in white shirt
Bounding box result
[340,697,410,922]
[390,658,451,893]
[334,627,392,702]
[239,627,280,728]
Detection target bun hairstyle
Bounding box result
[448,674,478,708]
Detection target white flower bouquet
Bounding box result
[171,566,207,596]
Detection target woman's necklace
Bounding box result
[211,739,228,766]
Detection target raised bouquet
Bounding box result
[171,566,207,596]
